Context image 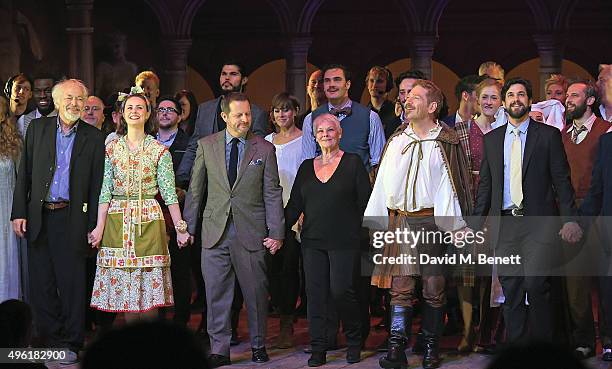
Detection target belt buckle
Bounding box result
[511,208,523,217]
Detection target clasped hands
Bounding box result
[559,221,583,244]
[264,238,283,255]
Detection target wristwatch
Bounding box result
[175,220,188,234]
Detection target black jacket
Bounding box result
[468,119,577,247]
[11,117,105,255]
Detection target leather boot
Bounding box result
[422,305,444,369]
[379,305,412,369]
[423,335,441,369]
[275,314,294,349]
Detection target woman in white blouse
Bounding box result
[264,93,302,349]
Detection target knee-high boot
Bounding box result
[379,305,412,369]
[422,305,444,369]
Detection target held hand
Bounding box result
[12,219,27,238]
[89,226,104,248]
[263,238,283,255]
[559,222,583,244]
[177,232,191,248]
[297,213,304,233]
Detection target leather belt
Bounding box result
[43,201,69,210]
[392,208,434,217]
[501,208,524,217]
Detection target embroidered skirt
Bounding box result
[91,198,174,312]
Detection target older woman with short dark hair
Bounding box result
[286,113,371,366]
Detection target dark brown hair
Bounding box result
[220,92,250,114]
[269,92,300,131]
[116,94,157,136]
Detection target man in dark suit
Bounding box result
[176,61,270,186]
[183,92,284,368]
[467,77,581,344]
[11,79,105,363]
[579,132,612,361]
[156,96,191,326]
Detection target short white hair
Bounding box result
[313,113,342,132]
[52,79,89,109]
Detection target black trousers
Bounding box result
[265,229,300,315]
[497,216,554,343]
[169,233,192,325]
[302,247,362,352]
[29,207,86,351]
[599,276,612,347]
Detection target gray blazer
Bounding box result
[176,97,270,186]
[183,130,285,251]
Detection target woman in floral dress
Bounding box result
[89,92,190,320]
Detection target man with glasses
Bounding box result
[156,96,191,326]
[18,74,57,137]
[81,96,106,130]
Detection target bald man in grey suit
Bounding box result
[183,92,284,367]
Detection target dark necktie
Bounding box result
[330,107,352,117]
[228,138,239,187]
[571,125,587,144]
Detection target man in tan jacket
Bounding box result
[183,92,284,368]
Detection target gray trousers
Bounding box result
[202,218,268,356]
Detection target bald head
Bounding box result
[82,95,105,128]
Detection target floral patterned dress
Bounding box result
[90,135,178,312]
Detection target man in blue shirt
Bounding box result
[301,64,386,175]
[468,77,580,344]
[12,79,105,364]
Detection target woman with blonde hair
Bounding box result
[0,95,22,302]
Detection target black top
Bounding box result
[370,99,401,139]
[286,153,371,250]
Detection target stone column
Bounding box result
[410,34,437,80]
[65,0,94,90]
[533,33,565,99]
[285,35,312,108]
[161,37,192,95]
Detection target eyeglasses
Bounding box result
[157,107,178,114]
[84,106,102,112]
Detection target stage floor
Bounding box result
[45,309,609,369]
